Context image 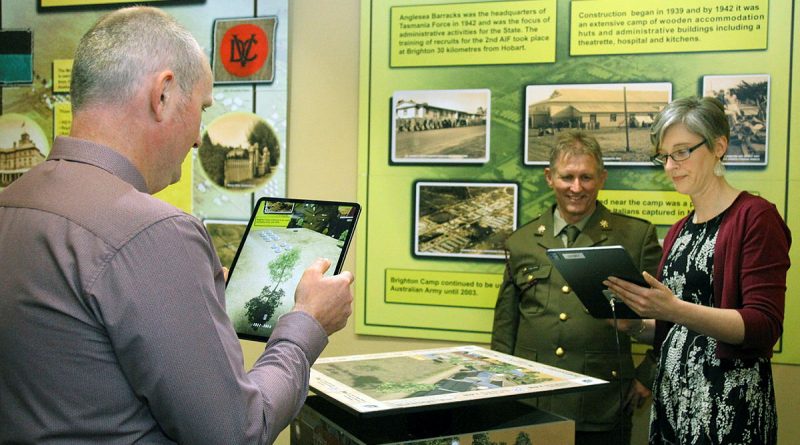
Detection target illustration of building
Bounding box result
[396,100,485,132]
[0,130,45,187]
[223,142,270,187]
[528,89,668,131]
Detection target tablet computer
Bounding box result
[225,197,361,341]
[546,245,647,319]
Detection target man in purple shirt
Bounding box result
[0,7,353,444]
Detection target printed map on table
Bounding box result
[310,345,606,414]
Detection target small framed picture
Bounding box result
[414,181,517,260]
[703,74,770,166]
[0,30,33,85]
[525,82,672,166]
[392,89,490,164]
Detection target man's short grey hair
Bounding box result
[650,96,730,151]
[548,129,605,172]
[70,6,207,111]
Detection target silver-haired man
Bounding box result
[0,7,353,444]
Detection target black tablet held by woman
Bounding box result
[546,245,647,319]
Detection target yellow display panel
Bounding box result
[571,0,768,55]
[153,155,193,214]
[40,0,163,6]
[598,190,693,226]
[385,268,503,308]
[391,0,556,67]
[53,103,72,138]
[252,212,292,229]
[52,59,73,94]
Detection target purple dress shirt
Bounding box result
[0,136,328,444]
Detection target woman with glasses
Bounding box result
[604,96,791,444]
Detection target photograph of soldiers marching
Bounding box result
[392,89,490,163]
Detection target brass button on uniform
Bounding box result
[559,312,568,321]
[555,347,565,357]
[611,370,618,378]
[527,274,534,282]
[561,285,570,294]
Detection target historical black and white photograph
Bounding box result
[197,111,280,192]
[414,182,517,259]
[0,114,49,189]
[525,82,672,166]
[391,89,490,164]
[703,74,770,166]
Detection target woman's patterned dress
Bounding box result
[650,211,777,445]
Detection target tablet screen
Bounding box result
[224,197,360,341]
[546,245,646,319]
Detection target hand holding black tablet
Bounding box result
[546,245,648,319]
[224,197,360,341]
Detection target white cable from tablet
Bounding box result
[607,291,626,445]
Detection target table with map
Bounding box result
[310,345,607,417]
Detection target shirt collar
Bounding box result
[48,136,149,193]
[553,207,591,237]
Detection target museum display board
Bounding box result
[0,0,289,260]
[2,0,797,365]
[355,0,800,365]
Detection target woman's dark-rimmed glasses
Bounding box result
[651,140,706,166]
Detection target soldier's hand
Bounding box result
[624,379,652,414]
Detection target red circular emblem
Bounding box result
[220,24,269,77]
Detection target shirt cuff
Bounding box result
[267,311,328,363]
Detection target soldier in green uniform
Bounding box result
[492,130,662,445]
